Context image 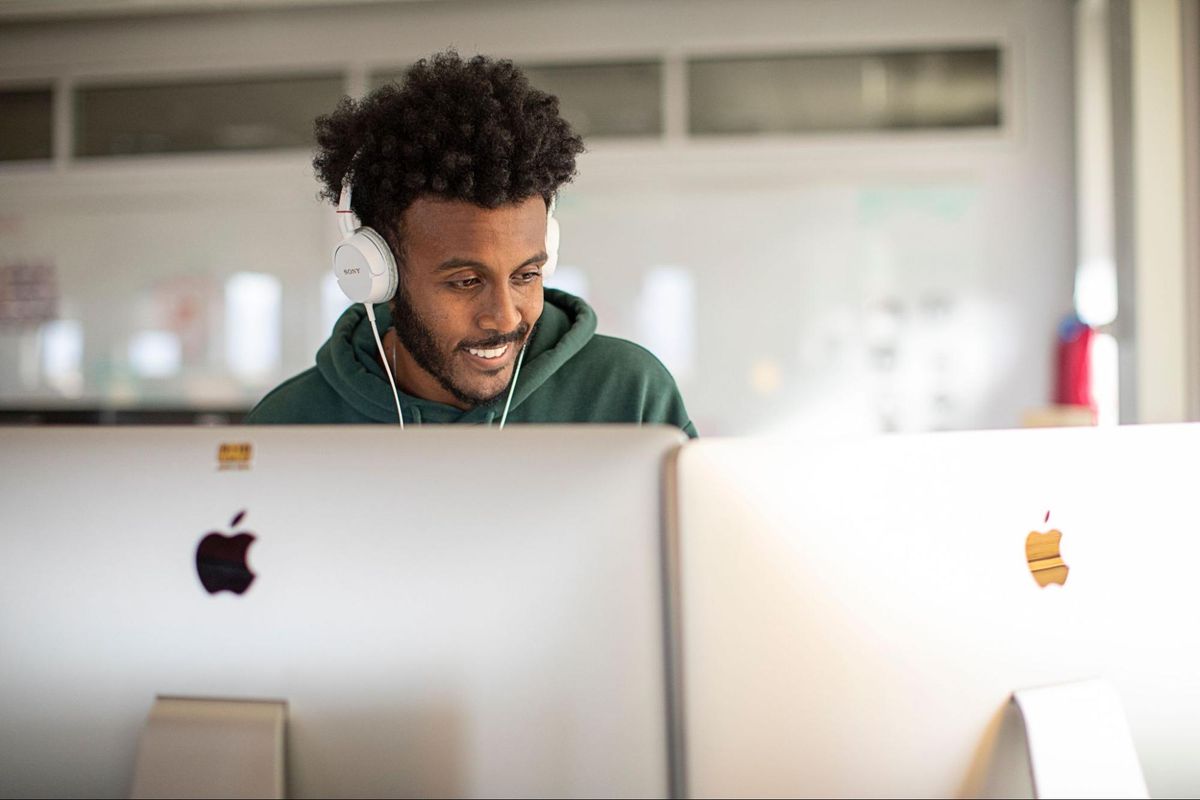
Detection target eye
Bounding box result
[514,269,542,284]
[449,276,481,290]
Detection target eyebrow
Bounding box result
[434,252,547,273]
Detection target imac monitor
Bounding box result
[0,425,685,798]
[672,424,1200,798]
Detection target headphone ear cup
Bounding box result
[543,214,560,282]
[332,226,398,305]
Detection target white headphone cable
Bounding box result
[364,303,404,428]
[498,343,526,430]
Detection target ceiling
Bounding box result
[0,0,437,23]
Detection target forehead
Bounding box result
[401,195,547,260]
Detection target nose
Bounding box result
[476,280,522,334]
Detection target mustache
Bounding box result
[459,322,530,351]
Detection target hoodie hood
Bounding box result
[315,288,597,425]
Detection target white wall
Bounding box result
[0,0,1077,434]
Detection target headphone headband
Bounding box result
[336,184,359,237]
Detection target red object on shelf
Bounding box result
[1055,316,1095,409]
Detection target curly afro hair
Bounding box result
[313,50,585,251]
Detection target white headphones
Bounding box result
[332,184,560,305]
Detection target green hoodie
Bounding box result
[245,289,697,437]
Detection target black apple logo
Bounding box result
[195,510,256,595]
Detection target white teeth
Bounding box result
[467,344,508,359]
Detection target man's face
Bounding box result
[388,195,548,409]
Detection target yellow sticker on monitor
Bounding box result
[217,442,253,471]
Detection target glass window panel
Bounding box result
[521,62,661,138]
[369,70,400,89]
[75,74,345,156]
[0,88,53,161]
[689,48,1001,135]
[371,61,662,139]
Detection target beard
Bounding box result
[390,280,531,409]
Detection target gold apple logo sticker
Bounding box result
[1026,511,1069,587]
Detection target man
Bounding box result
[246,51,696,437]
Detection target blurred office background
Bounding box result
[0,0,1195,433]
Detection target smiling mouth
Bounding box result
[465,343,509,361]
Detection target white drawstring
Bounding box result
[365,303,404,428]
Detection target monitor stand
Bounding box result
[130,696,287,799]
[1013,678,1149,799]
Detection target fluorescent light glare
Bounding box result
[129,330,181,379]
[1074,257,1118,327]
[635,266,696,382]
[225,272,282,380]
[40,319,84,394]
